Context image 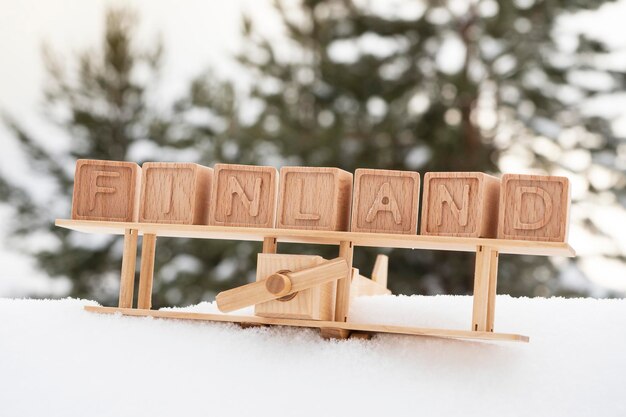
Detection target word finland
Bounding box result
[72,160,570,242]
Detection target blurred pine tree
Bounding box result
[2,1,624,306]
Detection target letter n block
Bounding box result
[351,169,420,234]
[420,172,500,237]
[71,159,141,222]
[277,167,353,231]
[498,174,570,242]
[208,164,278,228]
[139,163,213,225]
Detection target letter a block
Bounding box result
[498,174,570,242]
[208,164,278,228]
[351,169,420,234]
[71,159,141,222]
[139,162,213,225]
[421,172,500,237]
[277,167,353,231]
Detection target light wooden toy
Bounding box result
[139,162,213,225]
[276,166,352,231]
[58,159,577,343]
[351,169,420,234]
[421,172,500,238]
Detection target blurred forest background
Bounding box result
[2,0,626,308]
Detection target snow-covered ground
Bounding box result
[0,295,624,417]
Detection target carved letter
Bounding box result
[434,184,469,226]
[294,179,320,220]
[365,182,401,224]
[88,171,120,211]
[513,186,553,230]
[226,176,262,217]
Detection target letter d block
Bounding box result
[351,169,420,234]
[421,172,500,237]
[71,159,141,222]
[277,167,353,231]
[139,163,213,224]
[498,174,570,242]
[208,164,278,228]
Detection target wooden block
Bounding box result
[498,174,570,242]
[276,167,353,231]
[254,254,337,320]
[420,172,500,238]
[139,162,213,225]
[208,164,278,228]
[351,169,420,234]
[71,159,141,222]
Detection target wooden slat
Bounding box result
[334,241,354,322]
[55,219,575,257]
[486,250,499,332]
[262,237,277,254]
[471,246,497,332]
[118,229,138,308]
[137,234,157,310]
[84,305,529,343]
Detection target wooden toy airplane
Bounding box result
[55,160,576,343]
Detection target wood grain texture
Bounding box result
[85,306,529,343]
[118,229,138,308]
[277,167,353,231]
[471,245,498,332]
[498,174,570,242]
[137,233,157,310]
[334,241,354,322]
[254,254,334,320]
[55,219,576,257]
[139,162,212,225]
[208,164,278,228]
[350,271,391,298]
[71,159,142,222]
[219,256,346,316]
[421,172,500,238]
[371,254,388,288]
[351,169,420,234]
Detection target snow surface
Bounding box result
[1,295,625,417]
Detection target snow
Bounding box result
[1,295,625,416]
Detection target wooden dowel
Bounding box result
[486,250,499,332]
[471,245,496,331]
[137,233,157,310]
[334,241,354,322]
[262,237,277,254]
[118,229,138,308]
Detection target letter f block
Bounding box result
[71,159,141,222]
[498,174,570,242]
[421,172,500,238]
[208,164,278,228]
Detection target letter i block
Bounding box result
[277,167,353,231]
[498,174,570,242]
[71,159,141,222]
[208,164,278,228]
[351,169,420,234]
[420,172,500,238]
[139,162,213,225]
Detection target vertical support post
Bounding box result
[471,245,498,332]
[137,233,157,310]
[334,241,354,322]
[486,250,499,332]
[262,237,277,254]
[118,229,138,308]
